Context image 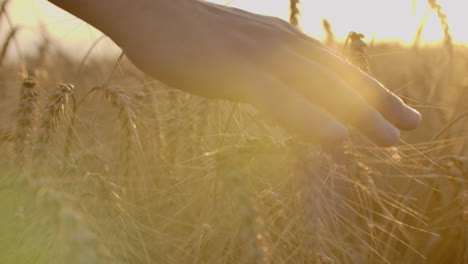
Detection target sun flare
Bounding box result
[0,0,467,263]
[6,0,468,53]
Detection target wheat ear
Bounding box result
[14,77,39,164]
[34,84,74,159]
[322,19,336,48]
[289,0,301,29]
[344,32,371,74]
[101,85,140,176]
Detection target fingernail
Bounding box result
[396,107,422,130]
[407,107,422,127]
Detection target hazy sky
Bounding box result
[6,0,468,56]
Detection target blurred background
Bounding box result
[7,0,468,58]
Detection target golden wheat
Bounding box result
[322,19,336,48]
[344,31,371,73]
[289,0,301,29]
[14,77,39,163]
[101,85,139,177]
[0,2,467,264]
[34,83,74,159]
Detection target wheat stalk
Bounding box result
[0,0,10,31]
[427,0,453,54]
[216,145,266,263]
[33,24,51,70]
[0,127,12,142]
[0,26,21,66]
[142,82,164,159]
[62,85,101,159]
[33,180,112,264]
[165,87,181,171]
[412,15,428,51]
[76,35,107,74]
[424,156,468,263]
[0,0,24,68]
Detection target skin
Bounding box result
[48,0,421,147]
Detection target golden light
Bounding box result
[5,0,468,54]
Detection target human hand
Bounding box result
[96,0,422,147]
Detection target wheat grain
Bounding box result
[322,19,336,48]
[344,32,371,74]
[35,84,74,159]
[289,0,301,29]
[101,85,139,177]
[14,77,39,164]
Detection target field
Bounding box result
[0,1,467,263]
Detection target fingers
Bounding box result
[267,50,401,147]
[240,68,349,146]
[291,38,421,131]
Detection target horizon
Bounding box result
[4,0,468,58]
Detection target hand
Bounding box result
[63,0,422,147]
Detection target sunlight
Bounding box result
[1,1,467,263]
[6,0,468,50]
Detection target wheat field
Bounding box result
[0,0,467,263]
